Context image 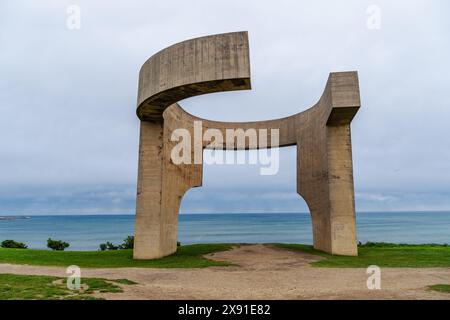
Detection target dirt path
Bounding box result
[1,244,449,299]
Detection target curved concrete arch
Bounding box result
[136,31,251,121]
[133,31,361,259]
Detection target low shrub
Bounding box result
[99,241,118,251]
[99,236,134,251]
[47,238,70,251]
[120,236,134,249]
[359,242,449,248]
[1,240,28,249]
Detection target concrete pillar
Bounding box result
[326,124,357,255]
[133,121,166,259]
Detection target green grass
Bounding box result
[428,284,450,293]
[0,274,136,300]
[274,243,450,268]
[0,244,233,268]
[2,242,448,269]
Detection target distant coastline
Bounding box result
[0,216,31,221]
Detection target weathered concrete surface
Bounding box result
[134,31,361,259]
[136,31,251,121]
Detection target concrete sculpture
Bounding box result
[133,31,361,259]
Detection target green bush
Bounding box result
[47,238,69,251]
[99,241,118,251]
[359,242,399,248]
[359,242,449,248]
[1,240,27,249]
[119,236,134,249]
[99,236,134,251]
[106,241,118,250]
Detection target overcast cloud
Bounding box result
[1,0,449,214]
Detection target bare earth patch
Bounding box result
[1,244,449,300]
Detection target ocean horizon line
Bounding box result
[1,210,450,217]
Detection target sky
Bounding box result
[0,0,449,215]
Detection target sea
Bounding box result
[0,212,449,251]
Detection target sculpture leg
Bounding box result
[134,105,203,259]
[298,120,357,256]
[325,124,358,256]
[134,121,167,259]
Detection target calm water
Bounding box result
[0,212,449,250]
